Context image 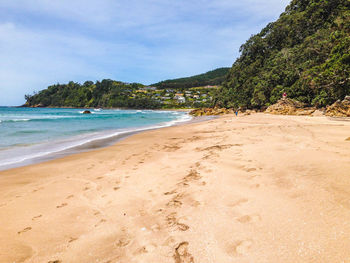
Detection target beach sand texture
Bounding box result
[1,113,350,263]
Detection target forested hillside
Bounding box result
[153,67,230,89]
[216,0,350,108]
[24,80,162,108]
[24,68,229,109]
[23,79,215,109]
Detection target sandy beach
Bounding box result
[1,113,350,263]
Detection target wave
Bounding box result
[0,115,86,123]
[1,119,30,122]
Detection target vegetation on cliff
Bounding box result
[24,80,162,109]
[24,68,228,108]
[216,0,350,109]
[152,67,230,90]
[24,79,216,109]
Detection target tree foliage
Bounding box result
[24,80,162,109]
[153,67,230,89]
[216,0,350,108]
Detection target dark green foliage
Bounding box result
[24,80,162,109]
[216,0,350,108]
[153,67,230,90]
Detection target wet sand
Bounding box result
[1,113,350,262]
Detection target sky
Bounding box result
[0,0,290,106]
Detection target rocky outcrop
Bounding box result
[82,110,92,114]
[325,96,350,117]
[265,98,316,115]
[189,108,234,116]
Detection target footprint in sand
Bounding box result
[231,240,253,256]
[229,198,248,207]
[164,190,177,195]
[32,187,44,193]
[68,237,78,243]
[56,203,67,208]
[66,195,74,199]
[182,170,201,183]
[166,213,190,232]
[32,215,42,221]
[18,227,32,234]
[48,260,61,263]
[245,168,257,172]
[166,197,183,208]
[94,219,107,227]
[115,236,131,247]
[87,164,95,170]
[174,242,194,263]
[236,214,261,224]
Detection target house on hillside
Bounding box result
[177,96,186,103]
[141,86,157,91]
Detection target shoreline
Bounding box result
[0,110,209,171]
[14,105,195,111]
[1,113,350,262]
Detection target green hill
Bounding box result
[216,0,350,109]
[152,67,230,89]
[24,80,163,109]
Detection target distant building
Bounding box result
[141,86,157,91]
[176,96,186,103]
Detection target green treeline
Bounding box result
[24,68,228,108]
[24,80,162,109]
[216,0,350,108]
[153,67,230,89]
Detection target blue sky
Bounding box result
[0,0,290,106]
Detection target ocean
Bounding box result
[0,107,191,170]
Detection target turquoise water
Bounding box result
[0,107,190,170]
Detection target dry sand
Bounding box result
[1,113,350,263]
